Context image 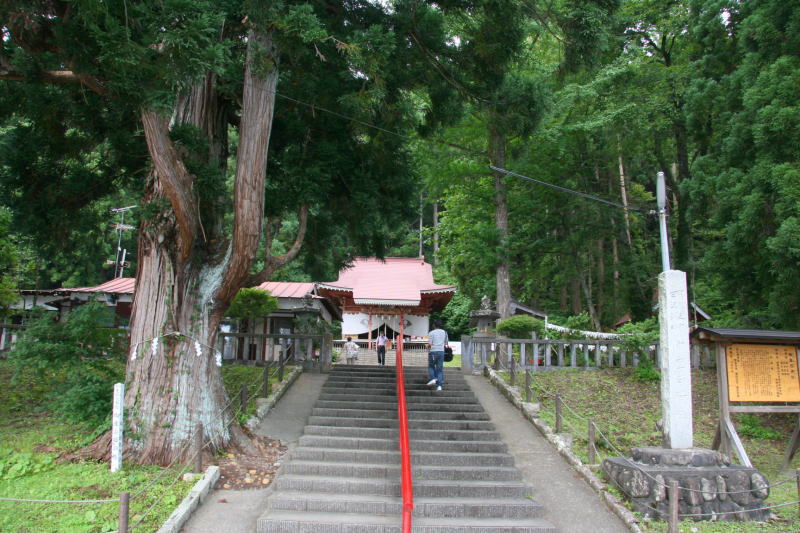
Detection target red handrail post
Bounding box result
[396,309,413,533]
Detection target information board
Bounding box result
[726,344,800,402]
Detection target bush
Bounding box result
[496,315,545,339]
[226,288,278,319]
[737,414,782,440]
[632,356,660,382]
[9,302,125,425]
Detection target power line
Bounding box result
[275,90,656,216]
[489,165,654,214]
[275,92,485,157]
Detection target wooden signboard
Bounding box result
[726,344,800,402]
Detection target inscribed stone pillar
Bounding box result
[658,270,693,449]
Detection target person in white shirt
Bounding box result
[426,320,448,391]
[343,337,359,365]
[376,332,388,365]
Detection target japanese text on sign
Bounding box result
[727,344,800,402]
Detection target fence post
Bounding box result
[620,348,627,368]
[595,341,601,367]
[796,469,800,519]
[557,343,564,367]
[588,419,597,464]
[583,343,590,369]
[509,351,516,387]
[119,491,130,533]
[194,423,203,473]
[556,396,563,433]
[263,364,270,397]
[279,343,286,382]
[607,342,614,367]
[570,343,577,367]
[239,384,248,414]
[668,479,680,533]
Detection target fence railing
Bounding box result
[218,332,333,370]
[462,335,715,375]
[461,335,667,375]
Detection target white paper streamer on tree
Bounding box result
[151,337,159,357]
[195,341,203,358]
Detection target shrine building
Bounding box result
[317,257,456,343]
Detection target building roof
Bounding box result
[692,327,800,345]
[254,281,316,299]
[319,257,455,307]
[66,277,136,295]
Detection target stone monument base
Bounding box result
[602,447,770,522]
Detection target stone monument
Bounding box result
[470,295,500,336]
[601,271,770,521]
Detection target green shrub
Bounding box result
[496,315,545,339]
[632,356,660,382]
[226,288,278,319]
[737,414,782,440]
[9,302,125,425]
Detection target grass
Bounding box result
[0,358,293,533]
[506,367,800,532]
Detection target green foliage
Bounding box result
[737,414,782,441]
[0,451,55,481]
[496,315,545,339]
[225,289,278,320]
[632,356,660,383]
[8,302,125,424]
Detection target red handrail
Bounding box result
[396,310,413,532]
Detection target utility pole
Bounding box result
[107,206,136,278]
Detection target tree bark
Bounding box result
[617,140,633,247]
[123,30,279,465]
[490,127,511,320]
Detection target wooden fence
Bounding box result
[217,332,334,371]
[461,336,714,375]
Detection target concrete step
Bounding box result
[310,408,490,421]
[281,461,522,481]
[289,447,516,466]
[318,391,477,402]
[298,435,508,453]
[265,492,541,518]
[307,416,496,432]
[303,425,501,442]
[322,383,475,399]
[314,400,485,412]
[273,475,533,498]
[258,510,556,532]
[323,380,471,391]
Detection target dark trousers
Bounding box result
[377,345,386,365]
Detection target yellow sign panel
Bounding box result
[727,344,800,402]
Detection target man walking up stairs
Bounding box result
[257,365,555,532]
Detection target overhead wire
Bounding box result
[274,90,657,216]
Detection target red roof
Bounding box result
[67,277,136,294]
[320,257,455,306]
[253,281,316,298]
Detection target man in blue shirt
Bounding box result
[426,320,448,391]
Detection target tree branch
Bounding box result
[249,204,309,285]
[214,29,278,309]
[0,67,106,94]
[140,110,199,262]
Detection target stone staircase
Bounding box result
[257,365,555,532]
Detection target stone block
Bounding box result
[601,448,769,522]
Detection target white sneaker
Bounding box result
[436,386,442,391]
[426,379,437,386]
